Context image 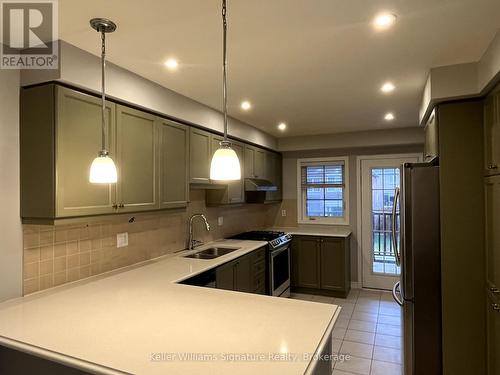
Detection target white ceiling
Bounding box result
[58,0,500,138]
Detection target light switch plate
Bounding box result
[281,210,287,217]
[218,216,223,226]
[117,232,128,248]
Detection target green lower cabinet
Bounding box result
[235,254,252,293]
[320,238,350,294]
[216,247,266,294]
[291,236,321,289]
[487,292,500,375]
[291,235,351,298]
[215,261,235,291]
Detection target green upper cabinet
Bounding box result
[20,85,118,220]
[255,148,266,178]
[116,105,159,212]
[244,146,256,178]
[159,119,189,209]
[484,91,500,176]
[56,87,117,217]
[189,127,212,184]
[20,83,281,221]
[244,145,266,179]
[266,152,282,202]
[21,84,191,223]
[244,145,282,202]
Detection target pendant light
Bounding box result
[89,18,118,184]
[209,0,241,181]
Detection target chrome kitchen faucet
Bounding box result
[187,214,211,250]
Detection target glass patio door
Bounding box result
[360,156,420,289]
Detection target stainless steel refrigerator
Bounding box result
[392,162,442,375]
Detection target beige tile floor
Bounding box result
[290,289,402,375]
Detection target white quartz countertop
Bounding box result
[269,226,352,238]
[0,239,339,375]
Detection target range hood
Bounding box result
[244,178,278,192]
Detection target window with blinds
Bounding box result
[297,157,349,224]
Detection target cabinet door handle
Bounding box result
[112,203,118,209]
[492,303,500,311]
[118,203,125,208]
[490,287,500,295]
[487,164,498,170]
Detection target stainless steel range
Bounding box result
[228,231,292,297]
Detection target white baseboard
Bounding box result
[351,281,361,289]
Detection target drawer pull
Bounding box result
[490,287,500,295]
[492,303,500,311]
[487,164,498,170]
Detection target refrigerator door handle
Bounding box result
[392,281,404,306]
[392,187,401,267]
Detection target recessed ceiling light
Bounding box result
[384,112,395,121]
[278,122,287,131]
[373,13,397,30]
[164,58,179,70]
[241,101,251,111]
[381,82,395,93]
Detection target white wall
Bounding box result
[278,127,424,152]
[419,29,500,124]
[21,41,278,150]
[0,69,23,302]
[479,29,500,91]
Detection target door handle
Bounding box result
[392,281,403,306]
[391,187,401,267]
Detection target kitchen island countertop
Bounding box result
[0,238,339,375]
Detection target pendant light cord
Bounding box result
[222,0,228,143]
[100,29,107,153]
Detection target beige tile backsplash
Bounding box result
[22,190,280,295]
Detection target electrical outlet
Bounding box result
[117,232,128,248]
[218,216,224,226]
[281,210,287,217]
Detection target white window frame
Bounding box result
[296,156,350,225]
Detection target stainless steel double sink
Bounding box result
[183,247,240,260]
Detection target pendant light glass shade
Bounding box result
[89,151,118,183]
[88,18,118,184]
[210,143,241,180]
[210,0,241,181]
